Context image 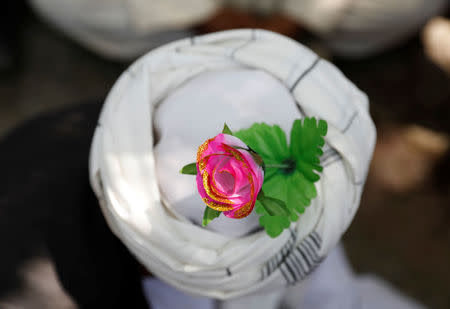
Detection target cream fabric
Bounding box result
[30,0,447,59]
[89,29,376,304]
[322,0,448,57]
[29,0,216,60]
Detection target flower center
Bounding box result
[281,158,296,175]
[214,170,235,195]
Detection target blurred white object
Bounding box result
[29,0,448,60]
[298,245,427,309]
[28,0,217,60]
[423,17,450,74]
[370,125,449,192]
[320,0,449,58]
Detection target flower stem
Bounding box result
[265,164,290,168]
[266,159,297,174]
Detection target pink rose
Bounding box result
[196,133,264,219]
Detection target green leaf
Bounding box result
[286,171,316,220]
[262,173,288,201]
[255,200,290,238]
[222,123,233,135]
[234,118,327,238]
[261,171,315,222]
[202,207,221,226]
[290,118,327,183]
[257,193,290,216]
[259,214,291,238]
[180,163,197,175]
[235,123,289,163]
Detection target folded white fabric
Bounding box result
[89,29,376,304]
[142,244,427,309]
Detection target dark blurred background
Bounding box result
[0,1,449,308]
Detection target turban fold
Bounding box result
[89,29,376,303]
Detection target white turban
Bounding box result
[29,0,448,59]
[89,29,376,306]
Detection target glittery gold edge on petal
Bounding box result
[197,139,212,168]
[198,153,233,172]
[229,174,255,219]
[198,156,208,171]
[221,144,256,219]
[230,200,255,219]
[210,165,238,201]
[196,141,258,218]
[221,144,244,162]
[202,171,233,204]
[202,198,234,211]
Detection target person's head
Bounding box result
[89,29,376,301]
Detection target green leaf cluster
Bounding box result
[235,118,327,237]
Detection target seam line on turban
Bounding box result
[289,56,320,92]
[230,29,256,59]
[343,111,358,133]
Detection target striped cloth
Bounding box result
[89,29,376,307]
